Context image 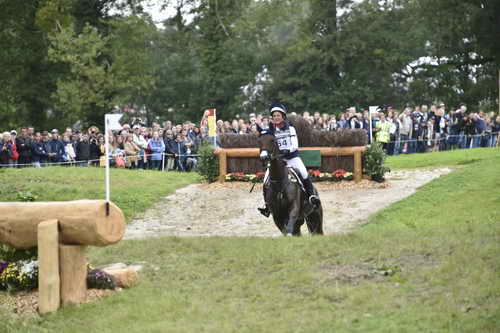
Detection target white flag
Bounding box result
[369,106,379,115]
[105,114,123,131]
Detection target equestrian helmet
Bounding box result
[269,103,288,119]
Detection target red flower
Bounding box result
[334,169,347,178]
[311,169,321,177]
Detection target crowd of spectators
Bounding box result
[0,121,204,171]
[1,103,498,169]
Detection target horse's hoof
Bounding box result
[258,207,271,217]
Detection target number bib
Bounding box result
[275,130,293,150]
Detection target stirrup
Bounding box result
[308,195,320,207]
[258,206,271,218]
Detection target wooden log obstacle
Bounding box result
[0,200,125,314]
[215,146,366,183]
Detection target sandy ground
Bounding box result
[125,168,451,239]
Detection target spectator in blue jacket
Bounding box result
[472,114,486,148]
[148,131,165,170]
[31,132,48,168]
[171,133,187,171]
[163,129,176,170]
[47,129,65,163]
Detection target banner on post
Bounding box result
[207,109,216,137]
[105,114,124,131]
[368,106,379,115]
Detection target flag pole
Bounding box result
[105,117,110,216]
[369,106,378,145]
[104,113,123,216]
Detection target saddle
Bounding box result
[263,167,305,193]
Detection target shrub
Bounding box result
[364,142,391,182]
[197,142,219,183]
[16,191,37,202]
[0,244,37,263]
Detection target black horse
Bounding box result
[258,132,323,236]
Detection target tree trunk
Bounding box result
[0,200,125,249]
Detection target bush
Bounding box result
[0,244,37,263]
[16,191,37,202]
[197,143,219,183]
[364,142,391,182]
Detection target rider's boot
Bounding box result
[258,185,271,217]
[302,177,320,207]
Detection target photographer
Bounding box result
[463,114,476,148]
[89,136,101,167]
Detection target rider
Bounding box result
[258,103,320,217]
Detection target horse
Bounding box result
[258,131,323,236]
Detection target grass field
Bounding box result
[385,147,497,170]
[1,149,499,332]
[0,167,200,221]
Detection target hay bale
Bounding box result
[219,133,259,148]
[218,116,367,148]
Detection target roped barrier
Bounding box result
[0,152,200,169]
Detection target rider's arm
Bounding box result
[289,126,299,153]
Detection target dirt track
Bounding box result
[125,168,451,239]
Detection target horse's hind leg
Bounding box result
[306,205,324,235]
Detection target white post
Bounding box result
[369,112,372,144]
[105,118,110,206]
[162,153,165,172]
[369,106,378,145]
[104,113,123,215]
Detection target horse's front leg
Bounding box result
[285,197,302,236]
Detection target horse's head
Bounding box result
[257,127,280,163]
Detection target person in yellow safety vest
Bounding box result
[375,112,392,152]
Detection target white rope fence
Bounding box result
[1,131,498,168]
[378,131,499,145]
[0,152,200,169]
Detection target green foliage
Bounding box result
[0,245,37,263]
[364,142,390,182]
[196,143,219,183]
[16,191,37,202]
[48,23,115,126]
[0,0,498,129]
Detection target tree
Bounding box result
[48,24,115,127]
